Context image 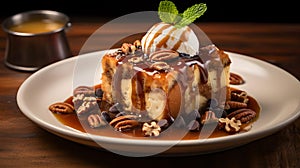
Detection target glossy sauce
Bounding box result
[52,47,260,140]
[10,19,64,33]
[53,88,260,140]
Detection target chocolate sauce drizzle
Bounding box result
[110,44,227,116]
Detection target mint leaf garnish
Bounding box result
[176,3,207,28]
[158,0,179,24]
[158,1,207,28]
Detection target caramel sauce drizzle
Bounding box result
[53,91,260,140]
[143,23,171,54]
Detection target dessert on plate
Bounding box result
[49,1,259,138]
[101,41,231,121]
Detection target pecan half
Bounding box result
[49,102,74,114]
[109,115,139,131]
[150,61,170,71]
[149,50,179,62]
[225,101,248,110]
[114,120,139,132]
[73,86,94,96]
[87,113,107,128]
[230,72,245,85]
[227,108,256,123]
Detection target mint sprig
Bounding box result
[158,0,207,28]
[176,3,207,28]
[158,0,178,24]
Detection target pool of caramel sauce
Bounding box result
[53,87,260,140]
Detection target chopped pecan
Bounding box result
[227,108,256,123]
[109,115,139,131]
[121,43,137,54]
[72,94,85,108]
[49,102,74,114]
[218,117,242,133]
[121,43,130,54]
[76,96,98,115]
[200,110,219,125]
[231,90,249,103]
[133,40,142,49]
[128,56,143,64]
[242,124,253,132]
[149,50,179,62]
[142,121,161,137]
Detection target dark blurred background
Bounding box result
[0,0,299,23]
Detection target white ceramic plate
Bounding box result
[17,50,300,157]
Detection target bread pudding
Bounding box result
[49,1,260,138]
[101,40,231,121]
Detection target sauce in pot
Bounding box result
[10,19,64,33]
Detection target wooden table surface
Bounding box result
[0,18,300,167]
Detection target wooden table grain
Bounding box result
[0,18,299,167]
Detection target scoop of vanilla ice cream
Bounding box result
[141,22,199,56]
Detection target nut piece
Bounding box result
[72,94,84,106]
[49,102,74,114]
[242,124,253,132]
[75,96,98,115]
[128,56,143,64]
[225,101,248,110]
[149,50,179,62]
[121,43,130,54]
[133,40,142,49]
[218,117,242,133]
[121,43,137,54]
[114,120,139,132]
[109,115,139,132]
[150,61,171,71]
[200,110,219,125]
[230,72,245,85]
[227,108,256,123]
[231,90,249,103]
[87,113,107,128]
[73,86,94,96]
[142,121,161,137]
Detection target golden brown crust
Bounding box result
[101,54,118,103]
[100,45,231,120]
